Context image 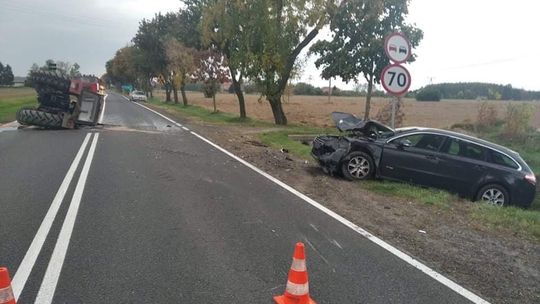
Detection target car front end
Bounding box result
[312,135,351,174]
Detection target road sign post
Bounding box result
[382,32,412,127]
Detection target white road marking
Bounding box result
[11,133,93,301]
[34,133,100,304]
[182,126,189,131]
[133,96,489,303]
[98,94,107,124]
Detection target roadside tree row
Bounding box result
[106,0,422,125]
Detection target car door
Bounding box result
[437,137,489,196]
[379,133,447,187]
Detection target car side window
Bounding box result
[396,134,446,152]
[490,150,519,169]
[461,142,487,161]
[444,138,461,156]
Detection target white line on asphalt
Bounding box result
[11,133,93,301]
[182,126,189,131]
[34,133,100,304]
[98,94,108,124]
[125,95,185,128]
[131,99,488,304]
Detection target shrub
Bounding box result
[375,98,405,127]
[476,101,498,129]
[416,88,441,101]
[293,82,324,96]
[503,103,533,137]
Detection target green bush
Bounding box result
[503,103,533,137]
[416,88,441,101]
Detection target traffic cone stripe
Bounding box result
[290,258,306,272]
[0,286,15,304]
[287,269,308,284]
[284,281,309,297]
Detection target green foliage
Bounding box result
[310,0,422,120]
[238,0,336,124]
[416,88,441,101]
[503,103,533,137]
[293,82,324,96]
[416,83,540,101]
[0,62,15,86]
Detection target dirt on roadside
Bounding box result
[149,104,540,304]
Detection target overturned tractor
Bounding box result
[16,71,105,129]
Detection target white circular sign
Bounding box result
[381,64,411,96]
[384,33,412,63]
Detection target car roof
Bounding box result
[394,127,520,157]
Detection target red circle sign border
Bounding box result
[384,32,412,64]
[380,64,412,96]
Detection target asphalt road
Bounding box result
[0,93,484,303]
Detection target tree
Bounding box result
[238,0,339,125]
[70,63,81,77]
[201,0,249,118]
[311,0,423,120]
[194,48,230,112]
[133,13,184,101]
[0,62,15,86]
[165,39,196,105]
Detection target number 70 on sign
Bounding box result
[381,64,411,97]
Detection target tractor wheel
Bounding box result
[16,107,63,129]
[30,71,71,93]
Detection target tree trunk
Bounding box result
[267,95,287,125]
[165,85,172,102]
[365,74,374,120]
[180,84,188,106]
[173,85,179,104]
[212,94,217,113]
[231,72,246,118]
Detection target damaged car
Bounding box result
[312,112,536,208]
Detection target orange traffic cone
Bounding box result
[0,267,16,304]
[274,243,316,304]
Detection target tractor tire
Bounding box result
[30,71,71,93]
[16,107,63,129]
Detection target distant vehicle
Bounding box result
[129,90,147,102]
[312,112,536,208]
[389,44,397,52]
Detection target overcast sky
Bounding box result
[1,0,538,91]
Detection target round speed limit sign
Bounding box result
[381,64,411,96]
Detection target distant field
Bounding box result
[0,87,37,123]
[157,91,540,129]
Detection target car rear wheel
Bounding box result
[476,184,509,206]
[341,152,374,181]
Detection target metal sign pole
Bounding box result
[391,97,396,129]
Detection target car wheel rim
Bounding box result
[481,188,505,206]
[348,156,370,179]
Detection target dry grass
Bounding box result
[158,91,540,129]
[0,87,36,100]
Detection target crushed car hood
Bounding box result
[331,112,393,134]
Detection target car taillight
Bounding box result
[525,174,536,185]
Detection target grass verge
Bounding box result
[472,204,540,241]
[0,96,37,123]
[362,180,453,207]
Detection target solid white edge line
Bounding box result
[11,133,93,301]
[133,97,489,303]
[98,94,107,124]
[34,133,100,304]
